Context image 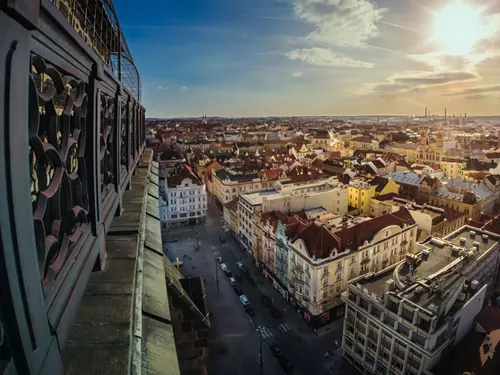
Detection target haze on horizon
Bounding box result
[117,0,500,118]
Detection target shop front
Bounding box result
[262,265,288,301]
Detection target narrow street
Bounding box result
[164,196,358,375]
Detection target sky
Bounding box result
[116,0,500,117]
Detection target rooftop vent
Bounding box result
[460,237,467,244]
[431,238,446,248]
[471,280,479,291]
[457,292,466,302]
[482,234,489,241]
[385,279,395,293]
[470,230,476,237]
[422,249,430,258]
[473,241,480,247]
[451,246,461,257]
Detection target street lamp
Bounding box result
[215,257,219,293]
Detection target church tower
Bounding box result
[436,131,444,149]
[419,131,428,147]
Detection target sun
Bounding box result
[432,1,490,54]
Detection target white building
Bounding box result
[342,226,500,375]
[161,165,207,228]
[237,177,349,261]
[278,207,418,326]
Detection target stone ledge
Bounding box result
[62,149,181,375]
[141,316,180,375]
[63,343,130,375]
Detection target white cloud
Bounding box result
[293,0,386,47]
[157,85,168,90]
[292,71,304,77]
[180,86,189,90]
[390,71,479,86]
[444,85,500,97]
[286,47,374,68]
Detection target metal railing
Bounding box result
[0,1,145,374]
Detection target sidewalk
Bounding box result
[224,235,345,344]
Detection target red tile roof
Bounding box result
[167,165,203,188]
[334,207,415,251]
[289,222,341,259]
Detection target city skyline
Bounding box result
[118,0,500,117]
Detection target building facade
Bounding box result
[342,226,500,375]
[164,165,207,228]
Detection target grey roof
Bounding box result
[440,177,494,200]
[384,171,423,186]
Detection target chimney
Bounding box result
[445,108,447,120]
[425,107,427,117]
[465,112,467,118]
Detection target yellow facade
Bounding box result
[377,178,400,196]
[348,184,376,216]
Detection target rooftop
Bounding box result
[240,190,281,206]
[357,225,500,315]
[384,171,423,186]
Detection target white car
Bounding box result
[239,295,249,307]
[220,263,228,271]
[228,277,236,286]
[236,262,244,270]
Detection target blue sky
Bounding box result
[116,0,500,117]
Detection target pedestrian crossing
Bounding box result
[256,323,291,339]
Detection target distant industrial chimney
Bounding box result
[445,108,447,121]
[465,112,467,118]
[425,107,427,117]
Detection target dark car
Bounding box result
[233,285,243,296]
[245,305,255,316]
[236,262,248,274]
[235,273,243,282]
[219,235,226,243]
[224,269,233,278]
[269,343,282,357]
[277,357,293,374]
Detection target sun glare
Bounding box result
[432,1,490,54]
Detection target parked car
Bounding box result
[220,263,228,271]
[236,262,248,274]
[167,238,178,243]
[277,357,293,374]
[245,305,255,316]
[228,277,236,286]
[239,295,250,307]
[269,343,282,357]
[216,256,223,264]
[219,235,226,243]
[234,273,243,282]
[233,285,243,296]
[224,270,233,278]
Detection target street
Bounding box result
[164,197,359,375]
